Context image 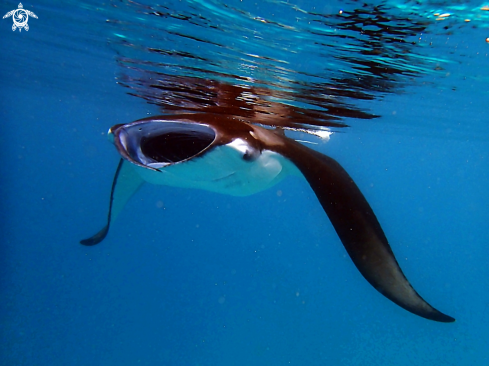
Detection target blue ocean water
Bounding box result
[1,0,488,365]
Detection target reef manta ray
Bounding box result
[81,112,454,323]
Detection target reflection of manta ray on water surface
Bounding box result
[80,80,455,322]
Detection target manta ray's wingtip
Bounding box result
[420,308,455,323]
[80,225,109,246]
[399,296,455,322]
[437,313,456,323]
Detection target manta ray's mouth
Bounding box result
[141,130,214,164]
[113,120,216,169]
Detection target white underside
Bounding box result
[133,145,301,196]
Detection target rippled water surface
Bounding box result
[1,1,488,365]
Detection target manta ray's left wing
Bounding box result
[80,159,144,245]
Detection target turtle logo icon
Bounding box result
[3,3,38,32]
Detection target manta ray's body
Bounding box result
[81,112,454,323]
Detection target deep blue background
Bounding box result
[1,1,488,365]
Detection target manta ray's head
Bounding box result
[109,118,217,171]
[108,114,269,172]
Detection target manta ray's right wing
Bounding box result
[80,159,144,245]
[276,137,455,323]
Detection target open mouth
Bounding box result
[114,120,216,169]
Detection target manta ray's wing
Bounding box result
[3,10,14,19]
[80,159,144,245]
[26,10,38,18]
[277,138,454,322]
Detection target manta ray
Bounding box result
[81,112,454,323]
